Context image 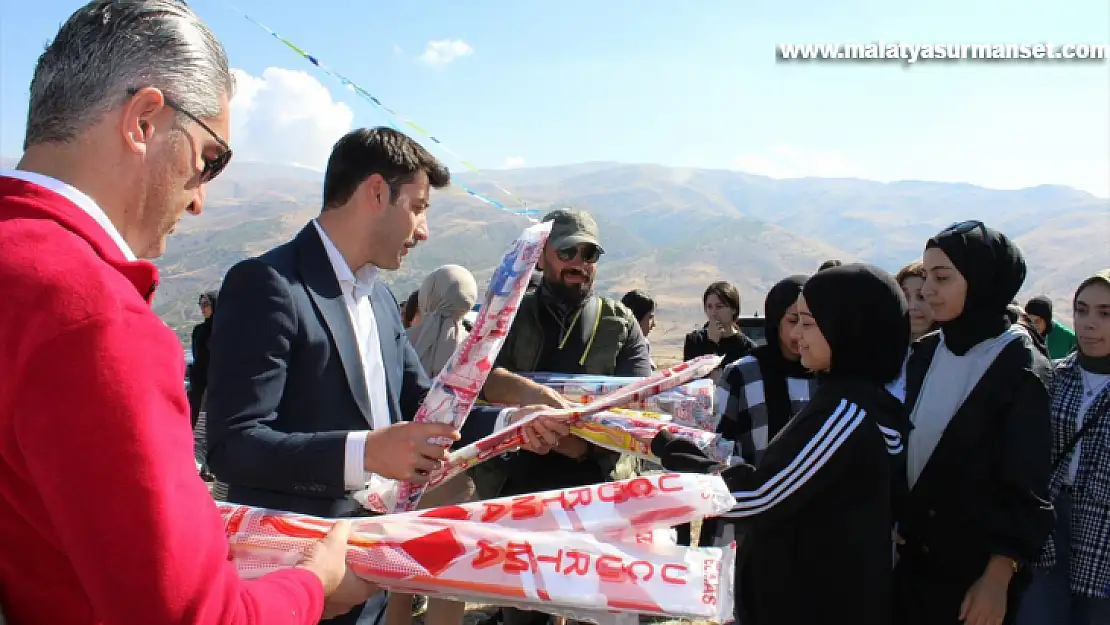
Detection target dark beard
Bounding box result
[540,274,592,311]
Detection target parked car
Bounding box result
[738,316,767,346]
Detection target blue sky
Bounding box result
[2,0,1108,196]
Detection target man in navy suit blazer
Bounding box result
[205,127,562,624]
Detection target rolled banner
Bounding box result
[572,409,733,465]
[369,355,724,504]
[218,503,737,623]
[367,219,552,514]
[388,473,736,540]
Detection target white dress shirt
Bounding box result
[314,220,515,491]
[312,220,395,490]
[1,169,136,261]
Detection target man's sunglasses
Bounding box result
[126,88,233,183]
[556,244,602,264]
[940,219,987,238]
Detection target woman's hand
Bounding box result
[959,556,1015,625]
[707,319,724,343]
[717,320,738,338]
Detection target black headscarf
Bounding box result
[802,264,910,386]
[201,290,219,315]
[925,222,1026,356]
[750,275,812,434]
[190,290,219,387]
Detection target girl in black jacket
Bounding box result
[895,221,1054,625]
[654,263,912,625]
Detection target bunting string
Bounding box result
[230,6,540,219]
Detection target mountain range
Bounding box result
[4,157,1108,361]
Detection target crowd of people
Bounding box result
[0,3,1107,625]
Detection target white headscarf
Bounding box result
[406,265,479,377]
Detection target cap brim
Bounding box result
[552,235,604,254]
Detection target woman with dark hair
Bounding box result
[1018,269,1110,625]
[622,289,658,371]
[683,281,755,366]
[402,289,420,329]
[621,289,657,338]
[890,262,939,401]
[896,261,938,342]
[653,263,913,625]
[895,221,1054,625]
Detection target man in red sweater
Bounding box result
[0,1,384,623]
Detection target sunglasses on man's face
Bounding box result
[556,244,602,264]
[126,88,233,183]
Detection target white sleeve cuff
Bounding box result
[495,407,516,432]
[344,431,372,491]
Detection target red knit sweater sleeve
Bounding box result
[11,310,326,625]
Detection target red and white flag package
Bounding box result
[366,220,551,514]
[358,355,725,511]
[392,472,734,540]
[573,409,732,465]
[521,373,719,431]
[220,473,737,623]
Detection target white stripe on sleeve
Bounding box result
[723,399,865,518]
[877,423,903,455]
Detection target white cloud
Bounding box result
[229,67,354,170]
[503,156,526,168]
[730,145,867,180]
[419,39,474,67]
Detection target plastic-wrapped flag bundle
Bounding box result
[360,355,724,508]
[573,409,732,465]
[520,373,718,431]
[362,220,552,514]
[222,473,737,624]
[392,472,733,540]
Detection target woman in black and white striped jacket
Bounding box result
[1018,269,1110,625]
[715,275,818,464]
[694,275,817,547]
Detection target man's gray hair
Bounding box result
[24,0,233,149]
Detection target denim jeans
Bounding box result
[1016,490,1110,625]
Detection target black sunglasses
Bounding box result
[126,88,233,183]
[556,244,602,264]
[941,220,987,238]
